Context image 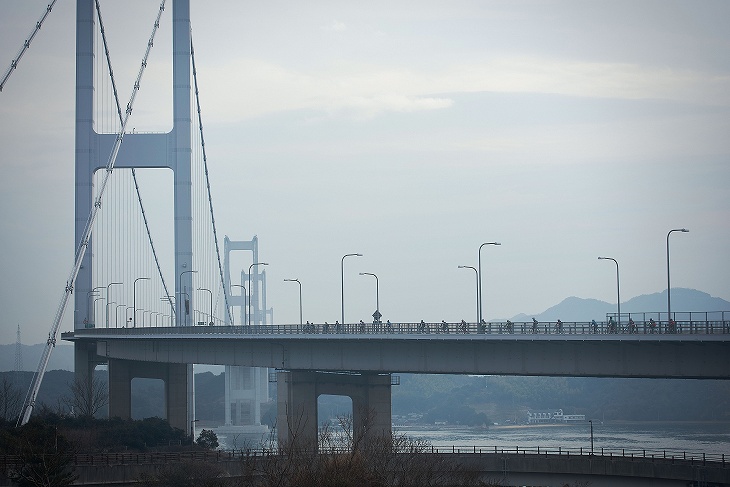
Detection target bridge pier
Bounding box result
[108,358,191,434]
[276,371,392,449]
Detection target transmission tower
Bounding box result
[15,324,23,373]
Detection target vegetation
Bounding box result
[235,411,492,487]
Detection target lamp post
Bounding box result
[248,262,269,327]
[93,296,105,326]
[231,284,246,325]
[126,306,134,327]
[133,277,150,327]
[666,228,689,322]
[198,288,213,325]
[178,270,197,326]
[105,282,122,328]
[478,242,501,323]
[284,279,303,325]
[161,296,175,326]
[341,253,363,324]
[86,286,104,326]
[115,303,126,328]
[359,272,379,318]
[458,265,479,323]
[598,257,620,326]
[589,419,594,454]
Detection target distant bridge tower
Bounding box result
[221,236,270,437]
[73,0,195,434]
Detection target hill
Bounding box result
[510,288,730,322]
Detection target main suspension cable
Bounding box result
[18,0,168,427]
[191,33,233,325]
[1,1,59,92]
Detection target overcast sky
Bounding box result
[1,0,729,345]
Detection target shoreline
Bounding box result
[396,420,730,431]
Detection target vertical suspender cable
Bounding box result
[18,0,168,426]
[94,0,175,322]
[191,34,232,325]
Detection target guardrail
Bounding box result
[1,446,726,468]
[66,317,730,338]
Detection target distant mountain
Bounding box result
[510,288,729,323]
[0,343,74,373]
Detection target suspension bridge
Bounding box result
[3,0,730,454]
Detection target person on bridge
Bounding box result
[359,320,366,333]
[648,318,657,333]
[323,322,330,333]
[555,319,563,334]
[628,317,636,333]
[608,316,617,334]
[441,320,449,333]
[532,317,538,334]
[479,318,487,334]
[460,319,468,333]
[506,320,514,333]
[591,319,598,334]
[386,320,393,333]
[419,320,427,333]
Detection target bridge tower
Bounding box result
[73,0,195,433]
[220,236,270,438]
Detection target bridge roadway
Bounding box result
[63,320,730,379]
[63,320,730,448]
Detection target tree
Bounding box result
[0,376,23,422]
[196,429,219,450]
[7,420,78,487]
[62,375,107,418]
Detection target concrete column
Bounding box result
[108,359,132,421]
[351,373,392,443]
[276,371,319,449]
[276,371,392,449]
[73,342,99,400]
[107,359,190,433]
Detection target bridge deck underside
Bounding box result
[74,333,730,379]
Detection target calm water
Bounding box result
[396,422,730,457]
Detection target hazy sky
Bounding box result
[1,0,729,345]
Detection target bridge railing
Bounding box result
[67,317,730,338]
[2,446,724,468]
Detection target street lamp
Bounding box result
[115,303,126,328]
[589,419,594,454]
[598,257,620,326]
[178,270,197,326]
[86,286,104,326]
[161,296,175,326]
[197,288,213,325]
[478,242,501,322]
[105,282,122,328]
[284,279,303,325]
[126,306,134,327]
[359,272,379,318]
[341,253,363,324]
[133,277,150,327]
[93,296,105,326]
[248,262,269,327]
[231,284,246,325]
[458,265,479,323]
[667,228,689,321]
